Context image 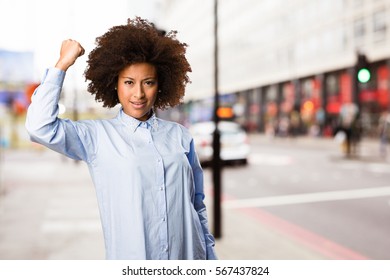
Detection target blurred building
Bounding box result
[158,0,390,137]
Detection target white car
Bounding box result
[189,121,250,165]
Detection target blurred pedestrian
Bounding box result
[25,17,217,260]
[378,111,390,159]
[289,110,301,137]
[337,103,359,157]
[350,117,362,156]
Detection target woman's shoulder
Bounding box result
[159,118,189,132]
[158,119,193,140]
[73,116,121,132]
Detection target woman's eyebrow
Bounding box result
[121,76,156,80]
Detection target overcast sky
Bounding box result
[0,0,159,84]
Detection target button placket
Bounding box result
[148,130,169,259]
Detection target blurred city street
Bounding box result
[1,134,389,260]
[2,0,390,266]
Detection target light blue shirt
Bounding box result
[25,68,217,260]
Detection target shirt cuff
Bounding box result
[41,67,66,87]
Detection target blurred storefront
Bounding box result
[172,60,389,138]
[158,0,390,138]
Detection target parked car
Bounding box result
[189,121,250,166]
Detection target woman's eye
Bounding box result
[124,80,133,85]
[145,80,156,86]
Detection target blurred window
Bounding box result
[266,85,278,101]
[353,0,364,7]
[342,25,349,50]
[326,74,339,96]
[302,79,313,99]
[373,9,387,42]
[353,17,366,39]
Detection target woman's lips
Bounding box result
[130,101,146,109]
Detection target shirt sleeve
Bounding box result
[187,139,218,260]
[25,67,97,162]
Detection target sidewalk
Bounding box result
[0,149,105,259]
[0,135,387,260]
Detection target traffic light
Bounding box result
[357,68,371,83]
[356,54,371,83]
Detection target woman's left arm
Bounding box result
[187,140,218,260]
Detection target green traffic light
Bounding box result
[358,68,371,83]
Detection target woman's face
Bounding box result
[117,62,158,121]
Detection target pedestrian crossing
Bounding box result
[248,153,293,166]
[223,185,390,209]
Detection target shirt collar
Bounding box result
[119,109,159,132]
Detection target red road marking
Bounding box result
[207,188,368,259]
[239,207,368,260]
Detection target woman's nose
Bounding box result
[133,84,145,99]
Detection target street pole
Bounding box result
[212,0,222,239]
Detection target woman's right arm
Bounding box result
[25,40,97,162]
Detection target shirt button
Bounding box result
[162,217,166,222]
[160,186,164,191]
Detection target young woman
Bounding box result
[25,17,217,260]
